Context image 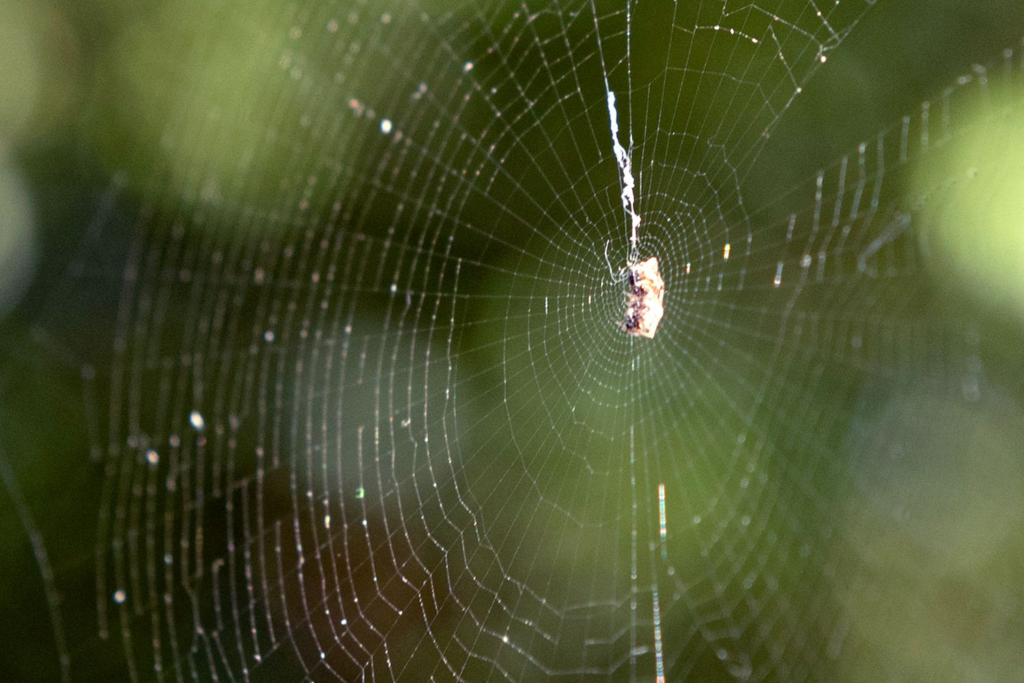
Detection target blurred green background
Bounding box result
[2,1,1024,681]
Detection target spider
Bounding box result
[605,241,665,338]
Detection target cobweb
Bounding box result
[11,0,1024,681]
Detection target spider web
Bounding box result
[11,0,1024,681]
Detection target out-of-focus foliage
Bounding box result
[915,90,1024,324]
[1,1,1023,681]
